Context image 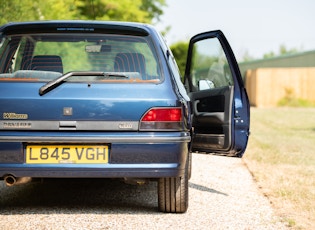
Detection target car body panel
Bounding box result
[0,82,179,123]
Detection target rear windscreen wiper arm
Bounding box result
[39,71,128,96]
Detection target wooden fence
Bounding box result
[245,68,315,107]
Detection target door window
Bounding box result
[190,39,234,91]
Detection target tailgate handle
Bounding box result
[59,121,77,130]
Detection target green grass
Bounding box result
[278,97,315,107]
[244,108,315,229]
[277,87,315,107]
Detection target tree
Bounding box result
[140,0,166,23]
[75,0,149,22]
[170,41,189,77]
[263,51,276,59]
[0,0,166,25]
[0,0,39,24]
[240,50,255,62]
[263,44,300,59]
[74,0,166,22]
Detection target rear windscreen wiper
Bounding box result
[39,71,128,96]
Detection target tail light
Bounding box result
[139,107,184,131]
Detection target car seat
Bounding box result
[31,55,63,73]
[114,53,146,78]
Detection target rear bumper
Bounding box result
[0,131,190,179]
[0,163,183,178]
[0,132,191,143]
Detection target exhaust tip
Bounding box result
[4,175,16,186]
[3,175,32,187]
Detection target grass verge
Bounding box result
[244,107,315,229]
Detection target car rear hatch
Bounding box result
[0,80,180,132]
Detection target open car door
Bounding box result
[185,30,250,157]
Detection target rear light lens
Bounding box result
[140,107,184,131]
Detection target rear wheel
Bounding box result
[158,155,189,213]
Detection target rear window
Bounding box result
[0,33,161,83]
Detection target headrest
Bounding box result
[31,55,63,73]
[114,53,146,76]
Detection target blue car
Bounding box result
[0,21,249,213]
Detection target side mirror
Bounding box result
[198,80,215,90]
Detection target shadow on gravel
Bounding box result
[0,179,158,215]
[189,182,228,196]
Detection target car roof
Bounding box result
[0,20,153,36]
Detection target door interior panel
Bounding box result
[191,86,233,152]
[196,95,225,113]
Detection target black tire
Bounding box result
[158,155,189,213]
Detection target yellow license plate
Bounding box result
[26,145,109,164]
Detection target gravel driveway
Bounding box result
[0,153,288,230]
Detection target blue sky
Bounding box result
[156,0,315,60]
